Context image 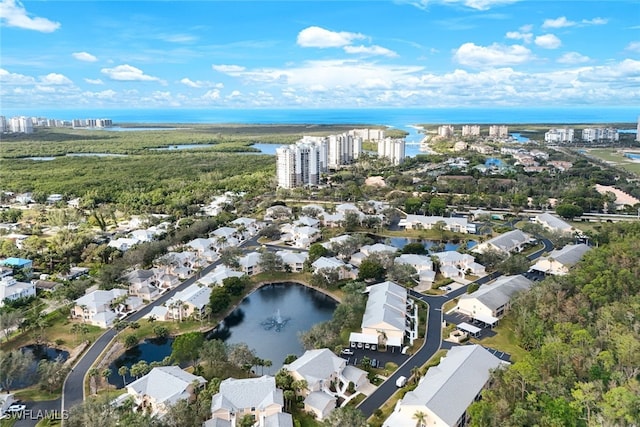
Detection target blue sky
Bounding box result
[1,0,639,110]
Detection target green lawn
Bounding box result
[586,148,640,175]
[471,317,528,362]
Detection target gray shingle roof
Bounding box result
[544,243,591,267]
[212,376,283,413]
[361,281,407,332]
[460,274,533,310]
[283,349,344,389]
[127,366,206,407]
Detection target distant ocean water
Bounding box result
[2,107,637,126]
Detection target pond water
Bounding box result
[380,236,477,252]
[250,143,279,155]
[15,344,69,389]
[510,133,530,142]
[66,153,129,157]
[108,283,336,388]
[624,152,640,161]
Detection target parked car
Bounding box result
[371,358,378,368]
[396,376,407,387]
[371,344,377,351]
[341,348,354,356]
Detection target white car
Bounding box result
[341,348,354,356]
[7,404,26,413]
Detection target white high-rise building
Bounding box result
[378,137,405,165]
[9,116,33,134]
[545,128,574,143]
[349,128,385,141]
[489,125,509,139]
[0,116,6,133]
[276,140,328,188]
[461,125,480,137]
[636,116,640,142]
[327,133,362,168]
[581,128,619,143]
[438,125,455,138]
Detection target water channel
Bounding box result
[108,283,336,388]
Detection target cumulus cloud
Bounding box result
[343,44,398,57]
[101,64,162,82]
[0,68,35,84]
[40,73,72,85]
[0,0,60,32]
[72,52,98,62]
[535,34,562,49]
[557,52,590,64]
[543,16,575,29]
[212,64,246,75]
[297,26,365,48]
[454,42,532,67]
[84,78,104,85]
[202,89,220,100]
[582,17,607,25]
[506,31,532,44]
[180,77,223,88]
[626,41,640,53]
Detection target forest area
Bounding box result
[468,222,640,427]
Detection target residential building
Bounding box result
[437,125,454,138]
[72,289,128,328]
[530,243,591,276]
[349,281,409,349]
[124,269,160,301]
[398,215,474,233]
[276,250,308,272]
[264,205,293,221]
[461,125,480,137]
[0,257,33,278]
[457,274,533,322]
[394,254,435,285]
[378,137,405,165]
[311,256,354,280]
[166,283,212,320]
[238,252,262,276]
[581,128,619,143]
[637,116,640,143]
[0,276,36,307]
[473,230,532,255]
[283,348,368,420]
[9,116,33,134]
[276,140,327,189]
[206,376,293,427]
[348,128,385,141]
[120,366,206,418]
[198,265,244,287]
[533,212,573,234]
[383,345,506,427]
[544,128,574,143]
[327,133,362,168]
[489,125,508,139]
[432,251,486,279]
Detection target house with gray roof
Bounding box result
[71,288,128,328]
[457,274,533,322]
[166,283,212,320]
[530,243,591,276]
[276,250,308,272]
[383,345,506,427]
[283,348,368,420]
[206,376,292,427]
[123,366,206,418]
[311,256,354,280]
[473,229,532,255]
[534,212,573,234]
[124,269,160,301]
[398,215,474,233]
[199,265,245,287]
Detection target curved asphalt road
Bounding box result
[357,236,553,418]
[61,235,262,416]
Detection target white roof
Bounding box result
[387,345,504,427]
[477,229,531,253]
[239,252,261,268]
[127,366,206,407]
[459,275,533,311]
[349,332,378,344]
[198,265,244,286]
[212,227,237,238]
[167,283,212,310]
[395,254,432,268]
[144,306,169,320]
[284,349,345,389]
[312,256,346,271]
[457,322,481,335]
[295,216,320,227]
[264,412,294,427]
[75,289,127,310]
[399,215,468,228]
[541,243,591,268]
[362,281,407,332]
[276,250,308,265]
[212,376,283,413]
[304,391,335,412]
[361,243,397,254]
[473,312,499,326]
[231,217,256,227]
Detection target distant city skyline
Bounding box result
[1,0,639,110]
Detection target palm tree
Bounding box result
[377,329,388,351]
[413,410,427,427]
[118,365,129,386]
[410,365,421,384]
[263,359,273,375]
[88,368,99,394]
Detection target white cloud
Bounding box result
[212,64,246,75]
[40,73,72,85]
[180,77,223,88]
[543,16,575,29]
[0,0,60,32]
[101,64,162,82]
[202,89,220,100]
[160,34,197,43]
[343,44,398,57]
[0,68,35,84]
[506,31,532,44]
[72,52,98,62]
[535,34,562,49]
[228,90,241,98]
[400,0,519,11]
[626,41,640,53]
[297,26,365,48]
[84,78,104,85]
[454,42,532,67]
[582,17,607,25]
[557,52,590,64]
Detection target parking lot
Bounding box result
[339,345,410,370]
[443,311,497,339]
